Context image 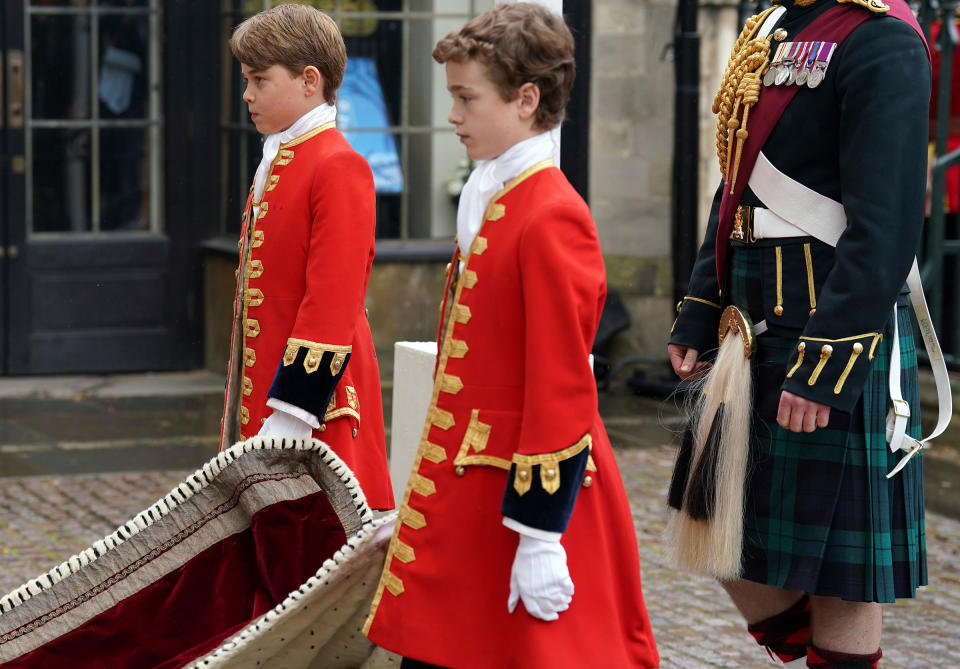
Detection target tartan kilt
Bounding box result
[727,242,927,603]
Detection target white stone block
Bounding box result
[390,341,438,508]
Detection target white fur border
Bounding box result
[0,436,372,614]
[183,513,397,668]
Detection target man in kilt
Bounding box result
[668,0,931,666]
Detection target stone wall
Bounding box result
[590,0,739,363]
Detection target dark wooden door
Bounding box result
[0,0,204,375]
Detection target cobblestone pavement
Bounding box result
[0,445,957,667]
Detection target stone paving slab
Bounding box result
[0,446,957,666]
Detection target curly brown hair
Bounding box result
[231,3,346,105]
[432,3,575,130]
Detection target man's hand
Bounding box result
[668,344,711,380]
[777,391,831,433]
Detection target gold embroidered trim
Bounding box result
[803,243,817,309]
[245,318,260,338]
[775,246,784,316]
[281,339,352,375]
[245,288,264,307]
[473,236,488,254]
[251,230,264,248]
[786,342,805,378]
[587,455,597,472]
[511,434,592,497]
[240,406,250,425]
[346,385,359,410]
[266,174,279,192]
[246,259,263,279]
[486,203,506,221]
[394,541,415,564]
[383,571,404,596]
[684,296,722,309]
[439,373,463,395]
[836,0,889,13]
[257,201,269,220]
[274,149,295,167]
[411,473,437,497]
[400,506,426,530]
[808,344,833,386]
[444,338,469,359]
[868,333,882,360]
[834,342,864,395]
[242,376,253,397]
[244,347,256,367]
[428,406,455,430]
[279,121,336,149]
[422,441,447,464]
[324,406,360,423]
[487,159,554,211]
[453,304,471,324]
[461,269,478,290]
[799,332,882,343]
[462,410,491,453]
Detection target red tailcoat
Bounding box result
[364,162,658,668]
[220,122,393,510]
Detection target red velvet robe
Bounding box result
[220,122,393,510]
[363,161,658,667]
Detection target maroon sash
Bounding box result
[714,0,930,280]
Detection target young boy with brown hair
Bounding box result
[220,3,393,510]
[363,4,658,667]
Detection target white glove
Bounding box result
[257,409,314,438]
[507,530,574,621]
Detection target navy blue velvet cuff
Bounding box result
[501,447,590,534]
[267,343,350,420]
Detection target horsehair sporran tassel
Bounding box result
[714,7,776,188]
[667,307,755,580]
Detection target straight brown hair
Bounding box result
[231,3,346,105]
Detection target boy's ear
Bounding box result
[301,65,325,99]
[516,82,541,123]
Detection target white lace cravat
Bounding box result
[252,103,337,215]
[456,130,558,267]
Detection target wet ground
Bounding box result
[0,368,958,666]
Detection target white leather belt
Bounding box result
[747,151,953,478]
[752,207,807,239]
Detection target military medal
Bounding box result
[807,41,836,89]
[787,42,811,85]
[795,41,820,86]
[764,42,788,86]
[775,42,799,85]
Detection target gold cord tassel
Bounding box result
[713,8,776,186]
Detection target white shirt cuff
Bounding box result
[502,516,562,542]
[266,397,320,429]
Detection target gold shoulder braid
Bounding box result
[712,6,778,193]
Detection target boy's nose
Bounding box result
[447,107,461,125]
[242,86,254,103]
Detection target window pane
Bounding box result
[224,129,261,236]
[100,127,150,231]
[98,0,150,6]
[34,129,91,233]
[98,13,150,119]
[31,14,92,120]
[30,1,90,6]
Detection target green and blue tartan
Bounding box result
[729,243,927,603]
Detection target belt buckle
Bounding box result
[891,398,911,419]
[732,206,753,242]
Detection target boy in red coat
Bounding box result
[220,4,393,510]
[364,4,658,667]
